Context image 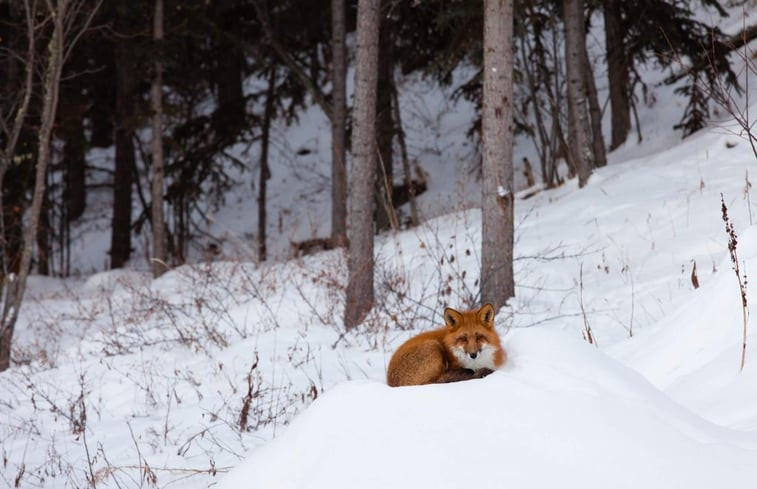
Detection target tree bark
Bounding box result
[111,4,136,269]
[563,0,594,187]
[344,0,380,330]
[151,0,167,278]
[603,0,631,150]
[330,0,348,248]
[481,0,515,310]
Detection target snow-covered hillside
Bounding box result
[4,109,757,487]
[3,6,757,486]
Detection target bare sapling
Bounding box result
[721,195,749,371]
[578,263,596,346]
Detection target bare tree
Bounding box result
[344,0,380,329]
[151,0,167,278]
[563,0,595,187]
[0,0,102,371]
[481,0,515,310]
[331,0,348,248]
[0,0,37,277]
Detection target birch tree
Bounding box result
[344,0,380,329]
[0,0,102,371]
[481,0,515,310]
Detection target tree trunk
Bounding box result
[151,0,167,278]
[603,0,631,150]
[344,0,380,330]
[481,0,515,310]
[111,5,135,269]
[563,0,594,187]
[258,69,276,262]
[63,114,87,221]
[36,190,51,276]
[0,0,67,371]
[213,0,245,139]
[330,0,348,248]
[582,46,607,168]
[374,11,396,233]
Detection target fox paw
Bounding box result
[472,368,494,379]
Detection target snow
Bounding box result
[3,9,757,488]
[219,330,757,489]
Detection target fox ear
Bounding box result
[444,307,463,331]
[478,304,495,328]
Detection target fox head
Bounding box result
[442,303,500,370]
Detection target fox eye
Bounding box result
[475,333,485,342]
[457,335,468,343]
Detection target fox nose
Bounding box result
[469,352,478,359]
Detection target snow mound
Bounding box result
[217,328,757,489]
[609,225,757,428]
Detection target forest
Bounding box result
[1,0,755,372]
[0,0,755,350]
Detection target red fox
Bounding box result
[386,304,506,387]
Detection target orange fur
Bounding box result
[386,304,506,387]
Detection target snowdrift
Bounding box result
[217,329,757,489]
[610,225,757,429]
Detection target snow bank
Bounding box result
[609,225,757,428]
[217,329,757,489]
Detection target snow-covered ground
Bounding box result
[3,8,757,487]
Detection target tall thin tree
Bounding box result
[111,1,136,268]
[582,46,607,168]
[344,0,380,329]
[0,0,101,371]
[258,68,276,262]
[330,0,348,248]
[150,0,167,278]
[563,0,594,187]
[603,0,631,150]
[481,0,515,310]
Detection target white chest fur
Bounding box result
[452,344,498,370]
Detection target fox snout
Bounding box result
[454,342,497,370]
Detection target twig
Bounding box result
[721,195,749,371]
[578,263,596,346]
